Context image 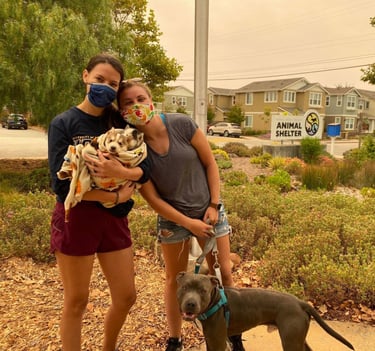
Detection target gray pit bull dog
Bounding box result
[176,272,355,351]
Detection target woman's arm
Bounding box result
[84,150,145,181]
[139,180,214,238]
[190,127,221,223]
[82,181,135,203]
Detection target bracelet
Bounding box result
[114,191,120,205]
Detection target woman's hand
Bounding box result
[84,150,129,178]
[203,207,219,226]
[116,182,136,204]
[186,218,215,239]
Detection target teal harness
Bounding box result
[197,286,230,327]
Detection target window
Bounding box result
[172,96,186,106]
[208,94,214,105]
[365,101,370,109]
[244,114,253,128]
[283,90,296,103]
[177,97,187,106]
[232,96,236,105]
[344,117,355,130]
[309,92,322,107]
[325,96,330,106]
[336,96,342,107]
[245,93,253,105]
[346,95,356,110]
[264,91,277,102]
[334,116,341,124]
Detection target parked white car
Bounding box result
[207,122,242,137]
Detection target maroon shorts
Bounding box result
[50,201,132,256]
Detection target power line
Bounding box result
[176,63,372,82]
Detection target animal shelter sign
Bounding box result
[270,110,323,141]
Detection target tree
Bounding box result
[112,0,182,101]
[361,17,375,85]
[207,106,215,124]
[0,0,182,127]
[226,105,245,125]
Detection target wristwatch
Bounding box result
[209,202,221,210]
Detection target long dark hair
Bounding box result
[86,53,126,128]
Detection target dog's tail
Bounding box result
[303,303,355,350]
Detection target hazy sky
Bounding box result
[147,0,375,92]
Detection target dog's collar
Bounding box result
[197,287,229,327]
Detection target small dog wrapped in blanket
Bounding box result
[57,126,147,222]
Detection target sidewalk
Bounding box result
[190,321,374,351]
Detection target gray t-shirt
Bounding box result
[147,113,210,219]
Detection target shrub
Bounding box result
[352,160,375,188]
[283,157,305,175]
[268,157,285,171]
[0,191,55,262]
[266,169,291,192]
[212,149,230,160]
[222,142,257,157]
[301,164,338,190]
[337,159,357,186]
[300,137,324,164]
[221,170,249,186]
[250,152,272,168]
[0,166,51,193]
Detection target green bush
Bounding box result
[1,158,374,309]
[221,142,260,157]
[250,152,272,168]
[0,191,55,262]
[221,170,249,186]
[0,166,51,193]
[265,169,291,192]
[300,137,324,164]
[301,164,338,190]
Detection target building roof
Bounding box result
[324,86,359,95]
[357,89,375,100]
[236,77,305,92]
[208,87,236,96]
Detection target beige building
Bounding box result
[162,86,194,117]
[212,77,328,131]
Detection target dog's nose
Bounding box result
[110,146,117,152]
[185,300,197,311]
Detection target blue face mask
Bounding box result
[87,83,117,107]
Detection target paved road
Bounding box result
[0,126,358,159]
[0,126,48,158]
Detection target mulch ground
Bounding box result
[1,252,373,351]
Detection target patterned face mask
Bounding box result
[121,103,155,126]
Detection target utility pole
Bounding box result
[194,0,209,133]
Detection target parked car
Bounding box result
[207,122,241,137]
[2,114,28,129]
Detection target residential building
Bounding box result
[357,89,375,134]
[209,77,327,131]
[324,87,363,137]
[162,86,194,117]
[207,87,236,122]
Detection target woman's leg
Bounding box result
[97,248,136,351]
[161,240,190,339]
[198,234,234,287]
[56,251,95,351]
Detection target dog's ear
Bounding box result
[91,137,99,149]
[176,271,186,283]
